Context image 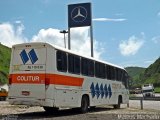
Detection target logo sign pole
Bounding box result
[68,3,94,57]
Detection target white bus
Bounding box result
[8,42,129,113]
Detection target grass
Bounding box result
[0,44,11,84]
[129,94,136,98]
[155,87,160,93]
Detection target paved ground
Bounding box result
[129,100,160,111]
[0,101,160,120]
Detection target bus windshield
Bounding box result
[143,89,153,93]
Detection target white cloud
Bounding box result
[32,27,104,59]
[32,28,64,47]
[157,12,160,17]
[0,22,28,48]
[0,22,103,59]
[93,18,127,22]
[119,36,144,56]
[152,36,160,44]
[69,27,104,59]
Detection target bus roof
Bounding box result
[12,42,125,70]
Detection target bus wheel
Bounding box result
[3,97,6,101]
[90,106,96,110]
[113,96,122,109]
[0,97,5,101]
[80,95,89,113]
[43,107,59,113]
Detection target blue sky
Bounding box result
[0,0,160,68]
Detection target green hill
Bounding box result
[125,57,160,92]
[125,67,146,87]
[139,57,160,87]
[125,67,145,79]
[0,43,11,84]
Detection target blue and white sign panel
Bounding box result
[68,3,91,28]
[20,49,38,64]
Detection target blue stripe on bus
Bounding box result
[28,49,38,64]
[20,49,29,64]
[90,83,112,99]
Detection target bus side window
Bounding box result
[116,68,122,81]
[81,58,94,77]
[106,65,111,80]
[111,67,115,80]
[125,72,129,89]
[88,60,94,77]
[95,62,100,78]
[68,54,80,74]
[100,63,106,78]
[95,62,105,79]
[56,50,67,72]
[122,71,129,88]
[115,68,117,81]
[118,70,123,81]
[68,54,74,73]
[81,58,88,76]
[74,56,80,74]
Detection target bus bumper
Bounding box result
[8,97,54,107]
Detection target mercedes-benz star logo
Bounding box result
[71,6,87,22]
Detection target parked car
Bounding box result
[134,88,142,94]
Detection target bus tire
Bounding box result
[113,96,122,109]
[0,97,5,101]
[43,107,59,113]
[90,106,96,110]
[80,95,89,113]
[3,97,6,101]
